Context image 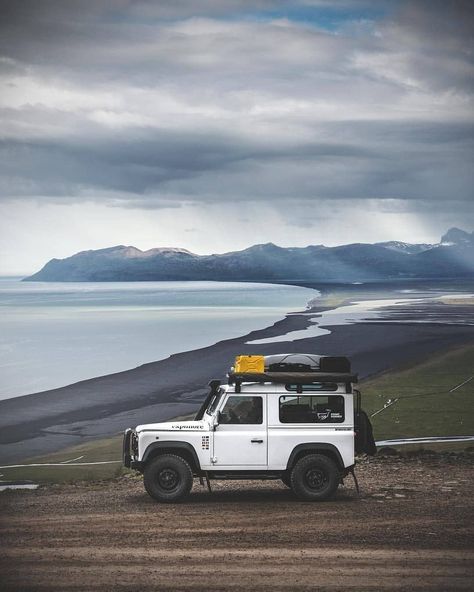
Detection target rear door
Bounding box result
[213,394,267,467]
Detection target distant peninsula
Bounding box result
[24,228,474,282]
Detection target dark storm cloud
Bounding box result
[0,0,472,213]
[0,120,377,196]
[2,118,471,207]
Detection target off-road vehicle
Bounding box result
[123,354,375,502]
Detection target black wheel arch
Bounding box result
[286,443,345,472]
[142,441,202,474]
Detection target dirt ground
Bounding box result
[1,454,473,592]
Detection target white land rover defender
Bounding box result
[123,354,376,502]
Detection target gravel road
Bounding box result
[1,454,473,591]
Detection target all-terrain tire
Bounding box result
[143,454,193,503]
[290,454,340,501]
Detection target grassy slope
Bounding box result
[0,414,194,484]
[1,347,473,484]
[360,344,474,441]
[0,435,124,484]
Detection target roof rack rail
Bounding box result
[228,371,358,392]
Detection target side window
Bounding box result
[220,396,263,425]
[279,395,345,423]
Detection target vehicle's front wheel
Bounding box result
[144,454,193,503]
[290,454,340,501]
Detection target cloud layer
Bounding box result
[0,0,472,259]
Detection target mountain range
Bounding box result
[24,228,474,282]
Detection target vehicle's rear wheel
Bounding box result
[290,454,340,501]
[144,454,193,503]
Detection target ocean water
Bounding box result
[0,279,317,400]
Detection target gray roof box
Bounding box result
[264,354,351,374]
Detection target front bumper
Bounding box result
[123,428,141,470]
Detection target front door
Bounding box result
[213,394,267,467]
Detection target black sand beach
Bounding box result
[1,287,473,464]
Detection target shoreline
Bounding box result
[0,283,473,463]
[0,279,319,400]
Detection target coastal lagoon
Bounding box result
[248,293,474,344]
[1,278,473,401]
[0,279,317,399]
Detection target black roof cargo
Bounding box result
[263,354,351,374]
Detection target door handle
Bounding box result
[251,438,264,443]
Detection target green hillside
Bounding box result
[361,345,474,441]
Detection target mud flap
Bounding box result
[348,466,360,497]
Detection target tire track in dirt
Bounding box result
[1,455,473,591]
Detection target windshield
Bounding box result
[205,389,223,416]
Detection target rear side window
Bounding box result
[279,395,345,423]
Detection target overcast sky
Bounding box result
[0,0,473,274]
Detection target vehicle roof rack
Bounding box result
[227,354,357,392]
[228,371,357,384]
[227,371,358,393]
